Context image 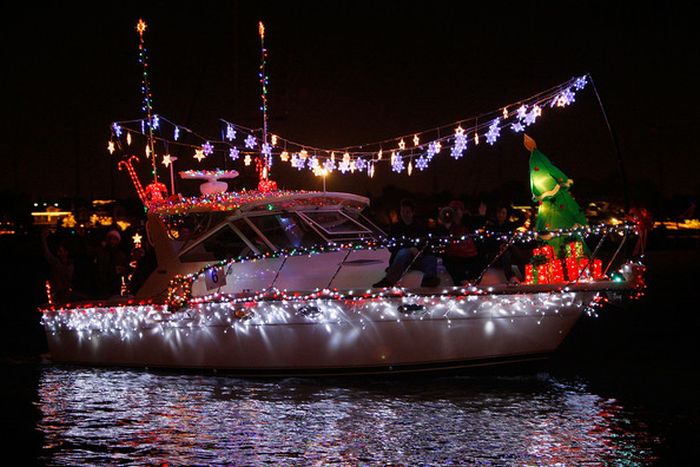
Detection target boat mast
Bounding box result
[259,21,270,183]
[136,19,159,185]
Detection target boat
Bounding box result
[40,175,644,374]
[39,21,646,375]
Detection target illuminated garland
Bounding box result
[135,19,159,184]
[147,189,334,214]
[166,275,193,310]
[109,75,590,179]
[42,261,646,338]
[161,222,637,309]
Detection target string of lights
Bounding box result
[108,74,590,178]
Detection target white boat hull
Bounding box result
[42,290,592,374]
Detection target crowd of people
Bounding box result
[40,226,153,304]
[372,198,527,288]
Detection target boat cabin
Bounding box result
[138,191,391,298]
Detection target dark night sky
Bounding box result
[3,2,699,203]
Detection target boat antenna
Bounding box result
[136,18,159,185]
[589,74,630,210]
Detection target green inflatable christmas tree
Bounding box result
[525,135,587,254]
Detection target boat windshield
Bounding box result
[247,213,323,250]
[179,224,258,262]
[178,209,381,263]
[299,210,373,241]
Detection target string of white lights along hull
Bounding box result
[41,291,595,371]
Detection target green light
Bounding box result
[267,204,274,211]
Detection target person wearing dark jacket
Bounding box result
[373,199,439,288]
[95,229,128,298]
[438,200,483,284]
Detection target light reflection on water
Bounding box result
[36,368,660,465]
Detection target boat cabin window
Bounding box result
[299,210,372,240]
[231,219,273,254]
[247,213,323,250]
[179,225,256,262]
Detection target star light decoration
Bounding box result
[553,87,576,107]
[244,155,252,166]
[132,232,143,247]
[194,148,206,162]
[244,135,257,149]
[136,18,147,35]
[107,141,115,154]
[162,154,172,167]
[413,134,420,147]
[398,138,406,150]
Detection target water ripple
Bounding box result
[36,368,660,465]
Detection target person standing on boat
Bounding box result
[439,200,481,285]
[485,204,524,282]
[41,229,75,304]
[373,199,440,288]
[95,228,128,298]
[525,135,588,254]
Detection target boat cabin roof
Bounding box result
[151,190,381,264]
[149,190,369,216]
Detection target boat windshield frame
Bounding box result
[177,206,383,263]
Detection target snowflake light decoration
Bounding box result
[229,147,240,161]
[415,155,429,170]
[485,118,501,145]
[451,126,467,159]
[112,123,122,137]
[323,158,336,173]
[202,141,214,156]
[226,124,237,141]
[244,135,257,149]
[391,154,404,173]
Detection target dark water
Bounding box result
[3,249,699,465]
[24,368,665,465]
